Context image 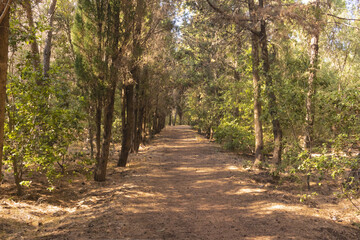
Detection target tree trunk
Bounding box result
[94,0,121,180]
[12,155,23,195]
[178,108,183,125]
[152,109,158,136]
[95,95,102,164]
[248,0,264,168]
[174,108,177,126]
[88,112,94,159]
[168,112,172,126]
[43,0,57,79]
[22,0,41,73]
[131,67,140,153]
[252,39,264,168]
[118,83,135,167]
[95,72,117,181]
[134,103,145,152]
[142,105,148,143]
[0,5,10,182]
[305,0,320,153]
[259,2,283,166]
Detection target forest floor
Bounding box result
[1,125,360,239]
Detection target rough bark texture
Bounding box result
[251,53,264,168]
[94,0,105,167]
[22,0,41,73]
[305,36,319,151]
[305,0,320,153]
[134,101,145,152]
[12,156,23,195]
[95,75,117,181]
[88,113,94,159]
[118,83,135,167]
[94,2,121,181]
[95,96,102,165]
[248,0,264,168]
[43,0,57,78]
[259,2,283,166]
[0,4,10,182]
[131,64,141,153]
[118,0,145,164]
[168,112,172,126]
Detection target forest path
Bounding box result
[14,126,360,239]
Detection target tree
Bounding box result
[118,0,174,166]
[43,0,57,79]
[74,0,127,181]
[94,0,122,181]
[247,0,264,167]
[258,0,282,167]
[304,0,321,153]
[21,0,41,74]
[4,0,82,194]
[118,0,144,167]
[0,0,11,182]
[204,0,286,167]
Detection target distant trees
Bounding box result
[203,0,282,167]
[180,0,359,174]
[74,0,175,180]
[0,0,175,192]
[0,0,359,194]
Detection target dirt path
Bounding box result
[2,126,360,239]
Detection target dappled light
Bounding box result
[0,0,360,238]
[1,126,360,239]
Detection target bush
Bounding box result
[214,119,254,152]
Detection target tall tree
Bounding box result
[95,0,123,181]
[21,0,41,74]
[304,0,321,153]
[118,0,145,167]
[258,0,282,166]
[73,0,109,180]
[205,0,267,166]
[0,0,11,182]
[43,0,57,78]
[247,0,264,167]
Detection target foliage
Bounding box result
[4,65,82,189]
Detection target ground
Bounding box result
[1,125,360,239]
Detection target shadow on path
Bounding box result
[30,126,360,240]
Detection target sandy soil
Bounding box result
[1,125,360,239]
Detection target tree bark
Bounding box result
[0,4,10,182]
[88,110,94,159]
[119,0,145,162]
[43,0,57,79]
[178,108,183,125]
[12,156,23,195]
[118,83,135,167]
[95,71,117,181]
[95,94,102,164]
[168,112,172,126]
[94,1,121,181]
[133,101,145,152]
[252,37,264,168]
[248,0,264,168]
[259,1,283,166]
[22,0,41,73]
[174,108,177,126]
[305,0,321,153]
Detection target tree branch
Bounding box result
[327,13,360,22]
[205,0,259,35]
[0,0,12,25]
